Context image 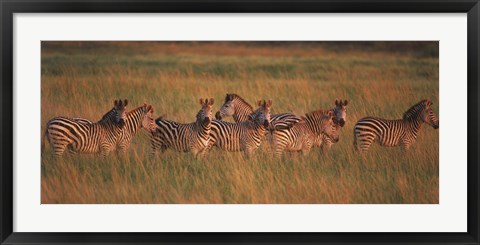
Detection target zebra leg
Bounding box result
[197,144,211,159]
[360,136,374,153]
[300,139,313,156]
[400,140,411,155]
[99,144,113,159]
[265,132,274,155]
[321,141,332,154]
[67,145,78,156]
[273,140,287,158]
[301,146,312,156]
[117,143,130,155]
[149,139,160,158]
[242,149,253,159]
[52,141,69,157]
[203,139,216,155]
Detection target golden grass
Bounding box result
[41,41,439,204]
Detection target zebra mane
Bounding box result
[126,105,145,116]
[99,107,116,122]
[126,104,152,116]
[225,93,254,111]
[403,100,428,120]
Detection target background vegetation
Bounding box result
[41,41,439,204]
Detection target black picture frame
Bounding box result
[1,1,479,244]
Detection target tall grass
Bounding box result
[41,41,439,204]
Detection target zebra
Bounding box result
[353,99,439,154]
[215,93,346,153]
[151,98,214,158]
[270,109,339,157]
[208,100,272,157]
[215,93,301,129]
[117,103,155,154]
[43,99,128,157]
[321,99,348,153]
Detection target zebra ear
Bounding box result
[267,99,272,107]
[114,100,118,106]
[426,99,431,107]
[343,100,348,106]
[209,98,214,106]
[335,99,339,106]
[124,99,128,107]
[199,98,204,105]
[227,94,233,101]
[257,100,262,106]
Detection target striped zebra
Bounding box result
[321,99,348,153]
[353,99,439,154]
[117,103,155,154]
[215,93,301,129]
[208,100,272,157]
[43,99,128,157]
[271,110,339,157]
[151,98,214,158]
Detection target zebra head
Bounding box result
[249,99,272,128]
[333,99,348,127]
[114,99,128,127]
[323,111,340,143]
[422,100,439,129]
[198,98,214,125]
[141,104,156,132]
[215,93,253,121]
[215,94,235,120]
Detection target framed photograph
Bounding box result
[1,0,479,244]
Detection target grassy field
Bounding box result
[41,41,439,204]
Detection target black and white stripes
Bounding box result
[208,100,272,157]
[43,96,438,159]
[150,98,214,158]
[117,104,155,154]
[215,93,301,129]
[353,99,439,154]
[271,110,339,157]
[43,99,128,157]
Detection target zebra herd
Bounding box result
[43,94,439,159]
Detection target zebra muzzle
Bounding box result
[118,119,126,128]
[263,120,270,128]
[203,117,211,125]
